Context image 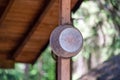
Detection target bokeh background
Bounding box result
[0,0,120,80]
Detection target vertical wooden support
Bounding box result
[58,0,71,80]
[57,58,71,80]
[59,0,71,24]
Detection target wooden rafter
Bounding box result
[0,0,14,24]
[71,0,83,13]
[13,0,55,60]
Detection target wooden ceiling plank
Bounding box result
[31,0,59,64]
[0,0,15,67]
[13,0,55,60]
[0,0,14,24]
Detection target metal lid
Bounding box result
[50,25,83,58]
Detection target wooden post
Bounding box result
[57,0,71,80]
[57,58,71,80]
[50,0,83,79]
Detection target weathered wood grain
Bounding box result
[57,0,71,80]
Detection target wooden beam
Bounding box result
[0,0,15,69]
[59,0,71,24]
[12,0,55,59]
[57,58,71,80]
[0,0,14,24]
[0,59,14,69]
[71,0,79,10]
[57,0,71,80]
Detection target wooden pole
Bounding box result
[57,0,71,80]
[57,58,71,80]
[59,0,71,24]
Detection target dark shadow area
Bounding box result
[80,55,120,80]
[72,0,83,13]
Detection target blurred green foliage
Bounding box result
[40,47,55,80]
[0,47,55,80]
[73,0,120,61]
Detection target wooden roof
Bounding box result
[0,0,82,68]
